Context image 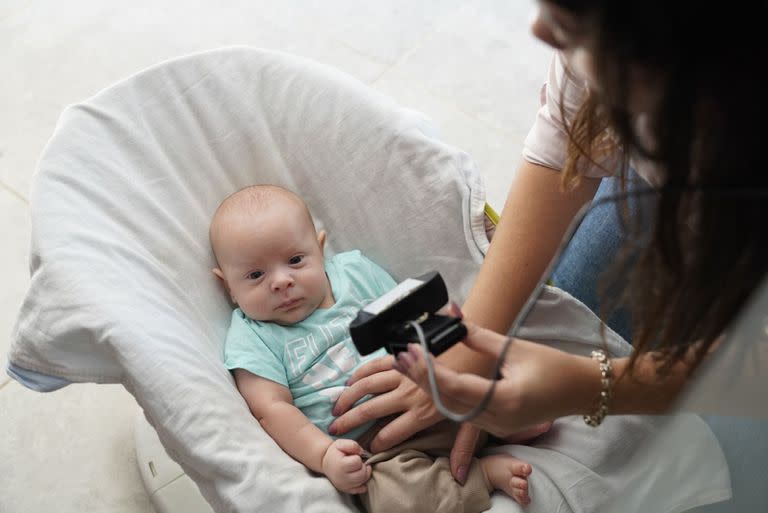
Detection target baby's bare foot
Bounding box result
[480,454,532,506]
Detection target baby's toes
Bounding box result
[511,460,532,478]
[513,489,531,506]
[510,476,528,491]
[510,475,530,504]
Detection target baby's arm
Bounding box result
[234,368,371,494]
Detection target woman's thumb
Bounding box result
[461,320,509,359]
[445,301,510,358]
[450,423,481,485]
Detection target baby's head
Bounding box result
[210,185,334,325]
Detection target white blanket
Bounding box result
[8,47,729,513]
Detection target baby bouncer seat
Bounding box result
[8,47,733,513]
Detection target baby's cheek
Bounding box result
[306,273,325,295]
[242,291,271,321]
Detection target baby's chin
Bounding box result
[244,298,322,325]
[272,314,308,326]
[269,307,315,326]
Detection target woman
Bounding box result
[329,0,767,506]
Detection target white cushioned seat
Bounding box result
[8,47,730,513]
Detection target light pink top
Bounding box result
[522,52,655,184]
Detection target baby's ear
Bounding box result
[317,229,327,250]
[212,268,235,302]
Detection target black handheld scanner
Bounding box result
[349,272,467,357]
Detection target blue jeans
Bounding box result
[551,173,638,342]
[550,173,768,512]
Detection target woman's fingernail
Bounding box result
[345,378,353,386]
[332,406,340,416]
[450,301,464,319]
[328,424,337,436]
[457,465,468,485]
[407,343,421,360]
[397,351,413,372]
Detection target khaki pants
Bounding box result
[356,421,492,513]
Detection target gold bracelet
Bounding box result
[583,349,613,427]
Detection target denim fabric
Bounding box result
[550,172,639,342]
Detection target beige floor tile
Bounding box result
[0,0,388,199]
[242,0,467,66]
[385,0,551,134]
[0,381,154,513]
[0,185,30,384]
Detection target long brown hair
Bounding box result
[551,0,768,374]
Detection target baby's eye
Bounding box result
[247,271,264,280]
[289,255,304,265]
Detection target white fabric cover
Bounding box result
[8,47,729,513]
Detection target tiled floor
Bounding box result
[0,1,551,511]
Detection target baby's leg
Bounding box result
[360,421,536,511]
[362,449,492,513]
[480,454,533,506]
[360,422,492,513]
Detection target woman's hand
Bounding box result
[329,354,484,484]
[393,320,599,438]
[329,355,442,452]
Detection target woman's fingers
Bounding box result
[395,345,517,435]
[435,300,462,317]
[334,370,402,416]
[398,345,496,410]
[329,391,404,436]
[369,407,438,453]
[439,299,511,360]
[460,320,512,359]
[346,355,395,386]
[450,423,482,484]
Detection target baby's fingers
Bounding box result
[334,438,364,456]
[349,463,372,487]
[341,454,364,472]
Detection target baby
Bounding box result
[210,184,534,512]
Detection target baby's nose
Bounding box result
[271,272,294,291]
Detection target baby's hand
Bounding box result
[321,439,372,494]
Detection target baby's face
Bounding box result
[214,201,333,325]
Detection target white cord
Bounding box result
[407,319,509,422]
[404,189,652,422]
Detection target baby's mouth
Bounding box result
[277,298,302,310]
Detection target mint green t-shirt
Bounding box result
[223,250,395,440]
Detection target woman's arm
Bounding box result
[464,160,601,333]
[609,350,695,415]
[330,161,600,444]
[396,322,695,438]
[444,160,601,375]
